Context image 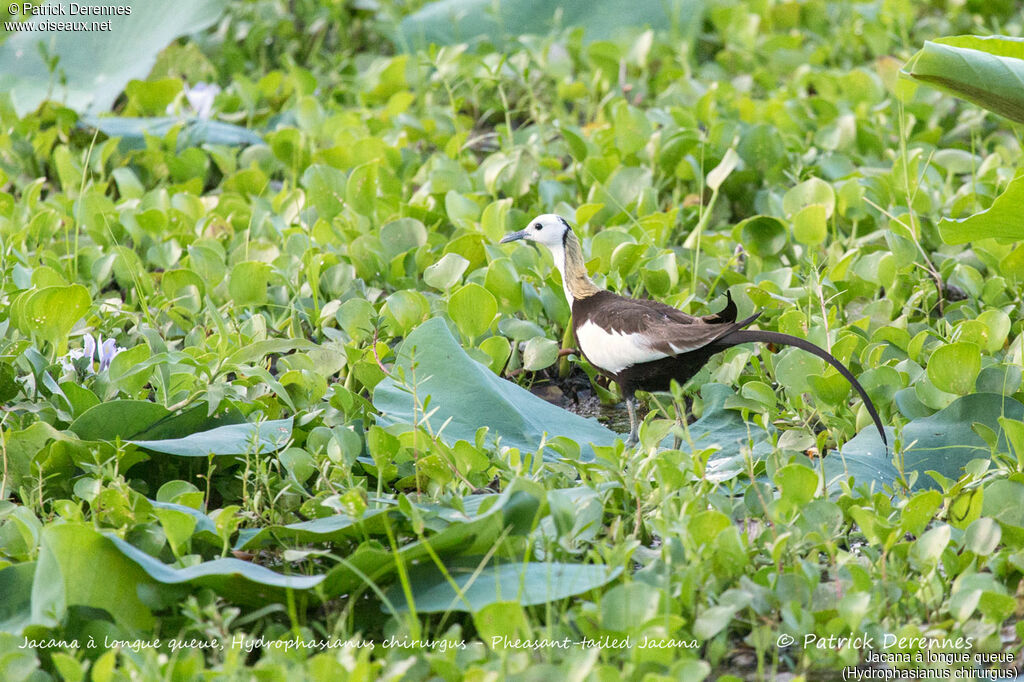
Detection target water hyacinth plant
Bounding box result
[0,0,1022,680]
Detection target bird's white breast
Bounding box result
[576,320,673,374]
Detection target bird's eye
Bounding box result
[533,223,541,231]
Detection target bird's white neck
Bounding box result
[548,230,600,305]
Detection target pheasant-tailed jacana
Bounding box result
[501,214,887,448]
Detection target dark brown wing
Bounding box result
[573,290,757,356]
[701,290,738,324]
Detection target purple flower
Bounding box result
[183,82,221,120]
[97,336,124,371]
[83,333,96,364]
[58,333,125,374]
[166,82,222,120]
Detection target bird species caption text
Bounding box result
[21,632,1016,672]
[773,634,1015,679]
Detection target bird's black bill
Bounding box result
[500,230,528,243]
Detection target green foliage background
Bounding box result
[1,0,1024,679]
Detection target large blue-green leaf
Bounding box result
[318,486,545,597]
[374,318,617,460]
[395,0,703,51]
[686,383,774,482]
[827,427,899,492]
[93,485,543,606]
[80,115,262,150]
[839,394,1024,490]
[234,492,514,551]
[385,558,623,613]
[902,394,1024,488]
[2,422,74,493]
[901,35,1024,125]
[375,319,782,466]
[233,508,393,551]
[105,534,324,605]
[128,419,293,456]
[0,0,225,115]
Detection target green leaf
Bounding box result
[104,533,323,605]
[792,203,828,246]
[964,517,1001,556]
[346,163,379,217]
[228,261,272,307]
[81,116,261,150]
[69,400,171,440]
[902,35,1024,124]
[900,490,943,536]
[522,337,558,371]
[0,0,225,115]
[224,338,317,368]
[910,524,950,568]
[395,0,703,51]
[736,216,788,257]
[12,285,90,354]
[927,342,980,395]
[128,418,293,456]
[423,252,469,291]
[374,318,617,460]
[783,177,835,219]
[447,283,497,340]
[599,581,661,632]
[0,562,35,633]
[477,336,511,375]
[233,508,393,551]
[939,174,1024,245]
[33,524,156,630]
[154,508,197,556]
[383,558,622,613]
[774,464,819,505]
[383,290,429,336]
[0,364,19,403]
[302,164,347,220]
[694,604,739,640]
[706,148,739,192]
[107,344,152,395]
[498,318,546,341]
[445,191,481,225]
[981,480,1024,546]
[130,401,246,441]
[473,602,531,648]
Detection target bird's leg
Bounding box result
[625,396,638,447]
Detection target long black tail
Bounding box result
[720,329,888,448]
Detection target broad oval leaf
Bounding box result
[927,342,980,395]
[783,177,835,219]
[448,283,498,340]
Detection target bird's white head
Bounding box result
[499,213,600,303]
[499,213,571,249]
